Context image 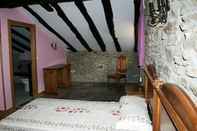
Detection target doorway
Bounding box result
[8,20,37,108]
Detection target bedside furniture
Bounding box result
[44,64,71,94]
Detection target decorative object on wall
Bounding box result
[148,0,170,27]
[51,42,57,50]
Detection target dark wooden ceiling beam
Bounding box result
[11,29,31,43]
[0,0,91,8]
[40,2,54,12]
[74,0,106,52]
[101,0,121,52]
[24,6,77,52]
[12,38,31,51]
[51,3,92,52]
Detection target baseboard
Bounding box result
[0,107,15,120]
[37,90,46,97]
[71,82,139,87]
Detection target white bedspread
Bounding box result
[0,98,152,131]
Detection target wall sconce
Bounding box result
[148,0,170,27]
[51,42,57,50]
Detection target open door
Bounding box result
[8,20,37,108]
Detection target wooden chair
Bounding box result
[107,55,127,87]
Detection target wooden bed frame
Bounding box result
[144,65,197,131]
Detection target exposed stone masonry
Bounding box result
[145,0,197,103]
[69,51,139,83]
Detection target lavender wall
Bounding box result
[0,8,66,110]
[37,32,66,93]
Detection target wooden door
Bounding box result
[8,20,38,109]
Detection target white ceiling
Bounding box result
[25,0,134,52]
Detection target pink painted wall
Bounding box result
[37,31,66,93]
[0,8,66,110]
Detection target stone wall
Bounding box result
[144,0,197,103]
[69,51,139,83]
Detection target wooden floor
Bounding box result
[40,83,143,101]
[0,111,3,119]
[125,84,144,96]
[0,111,8,120]
[0,108,15,120]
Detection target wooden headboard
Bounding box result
[155,83,197,131]
[144,65,197,131]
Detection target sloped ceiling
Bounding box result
[24,0,134,52]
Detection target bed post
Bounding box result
[144,74,149,101]
[153,80,163,131]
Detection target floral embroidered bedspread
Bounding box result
[0,98,152,131]
[0,98,121,131]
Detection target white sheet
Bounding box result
[0,98,152,131]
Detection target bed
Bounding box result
[0,96,152,131]
[1,64,197,131]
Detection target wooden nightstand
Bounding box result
[44,64,71,94]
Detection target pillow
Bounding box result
[119,96,147,115]
[119,95,146,107]
[116,115,152,131]
[120,103,148,116]
[119,95,151,128]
